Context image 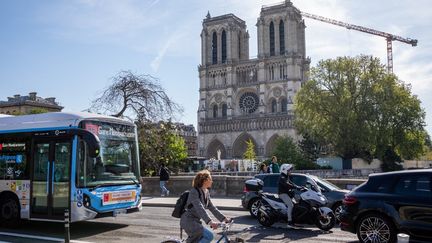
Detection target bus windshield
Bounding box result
[77,121,140,188]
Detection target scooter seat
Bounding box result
[263,193,284,203]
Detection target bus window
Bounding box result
[77,121,139,188]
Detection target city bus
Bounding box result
[0,112,142,226]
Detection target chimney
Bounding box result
[29,92,37,101]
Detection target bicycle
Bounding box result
[215,220,244,243]
[161,220,244,243]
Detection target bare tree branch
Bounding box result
[90,70,183,122]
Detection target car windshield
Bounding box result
[77,121,140,188]
[312,176,340,191]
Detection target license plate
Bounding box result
[113,209,127,217]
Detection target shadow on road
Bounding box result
[0,220,128,241]
[227,218,353,243]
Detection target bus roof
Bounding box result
[0,112,134,132]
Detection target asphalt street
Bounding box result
[0,206,360,243]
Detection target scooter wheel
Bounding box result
[315,212,335,231]
[257,211,274,227]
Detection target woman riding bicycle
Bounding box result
[180,169,231,243]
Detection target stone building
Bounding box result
[0,92,63,115]
[197,0,309,160]
[173,123,197,157]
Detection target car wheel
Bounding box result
[248,198,262,218]
[356,214,396,243]
[0,196,20,227]
[332,202,343,223]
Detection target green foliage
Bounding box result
[29,108,49,114]
[272,136,320,170]
[10,108,49,116]
[295,55,426,169]
[298,134,321,162]
[243,139,256,161]
[380,147,403,172]
[138,121,188,176]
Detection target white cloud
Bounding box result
[150,30,185,72]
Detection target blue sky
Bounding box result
[1,0,431,135]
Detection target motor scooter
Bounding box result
[246,178,335,231]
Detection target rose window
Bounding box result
[239,92,259,113]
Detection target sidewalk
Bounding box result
[141,196,245,211]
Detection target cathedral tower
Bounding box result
[198,1,310,160]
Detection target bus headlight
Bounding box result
[83,194,91,208]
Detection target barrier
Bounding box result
[141,176,366,197]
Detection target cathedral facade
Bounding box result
[197,0,309,160]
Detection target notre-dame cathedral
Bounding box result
[197,0,309,160]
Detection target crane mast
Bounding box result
[300,11,418,73]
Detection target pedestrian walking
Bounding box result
[159,162,170,196]
[180,169,231,243]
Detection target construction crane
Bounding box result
[300,11,418,73]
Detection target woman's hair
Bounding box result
[271,156,277,161]
[192,169,212,188]
[259,163,266,170]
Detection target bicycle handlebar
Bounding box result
[217,219,234,230]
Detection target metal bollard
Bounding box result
[397,233,409,243]
[64,209,70,243]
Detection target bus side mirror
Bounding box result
[71,129,100,158]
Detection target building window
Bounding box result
[269,21,275,56]
[279,20,285,55]
[281,98,287,112]
[271,99,277,113]
[238,33,241,59]
[212,32,217,64]
[269,66,274,80]
[222,104,227,117]
[222,30,227,63]
[213,104,218,118]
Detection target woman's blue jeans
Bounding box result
[198,227,214,243]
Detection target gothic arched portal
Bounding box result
[232,133,257,158]
[266,134,280,157]
[206,139,226,159]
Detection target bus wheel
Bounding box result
[0,196,21,227]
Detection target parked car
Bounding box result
[339,169,432,243]
[241,173,348,220]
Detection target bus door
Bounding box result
[31,138,72,220]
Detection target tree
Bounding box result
[295,55,426,168]
[91,70,182,121]
[10,108,49,116]
[29,108,49,114]
[298,133,322,163]
[243,139,256,161]
[138,121,188,176]
[272,136,319,170]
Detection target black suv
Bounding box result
[339,169,432,243]
[241,173,348,219]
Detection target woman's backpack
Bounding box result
[171,188,201,218]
